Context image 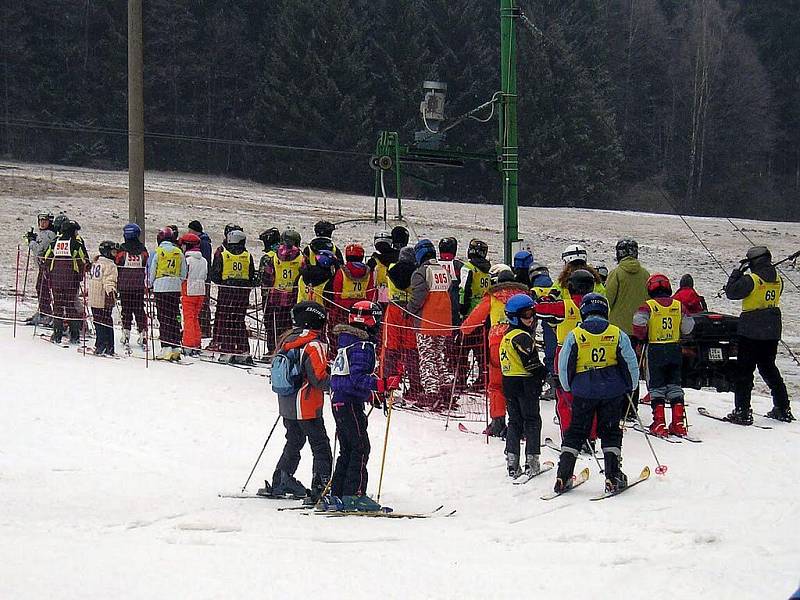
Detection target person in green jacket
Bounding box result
[605,238,649,419]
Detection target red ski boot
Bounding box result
[649,403,668,437]
[669,403,687,436]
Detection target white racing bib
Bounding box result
[53,239,71,257]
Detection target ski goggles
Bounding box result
[518,308,535,320]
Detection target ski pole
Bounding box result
[21,245,31,300]
[241,415,281,493]
[13,245,20,338]
[376,389,396,503]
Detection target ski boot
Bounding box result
[483,416,507,439]
[318,494,343,512]
[765,406,795,423]
[649,403,668,437]
[603,451,627,493]
[506,452,522,478]
[725,407,753,426]
[137,330,148,351]
[50,323,63,345]
[524,454,541,477]
[304,475,329,506]
[341,495,384,513]
[256,480,275,497]
[271,470,309,499]
[554,451,578,493]
[68,321,81,344]
[668,402,688,436]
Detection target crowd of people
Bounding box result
[21,209,795,507]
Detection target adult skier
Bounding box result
[44,219,88,344]
[23,210,57,326]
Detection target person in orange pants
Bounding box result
[178,233,207,354]
[460,264,530,437]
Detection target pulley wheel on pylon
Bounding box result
[378,155,393,170]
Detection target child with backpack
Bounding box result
[261,301,332,503]
[329,301,401,512]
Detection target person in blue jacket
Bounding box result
[555,293,639,494]
[329,300,400,512]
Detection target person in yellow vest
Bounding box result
[633,274,695,436]
[499,294,547,477]
[555,294,639,495]
[330,243,376,331]
[297,249,337,306]
[210,229,255,363]
[262,229,303,353]
[529,262,559,400]
[459,238,492,318]
[461,264,530,437]
[724,246,793,423]
[367,230,398,309]
[302,220,344,266]
[147,227,187,360]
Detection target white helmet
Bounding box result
[562,244,588,265]
[488,263,514,285]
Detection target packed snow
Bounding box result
[1,161,798,598]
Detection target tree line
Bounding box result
[1,0,798,219]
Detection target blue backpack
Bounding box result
[271,347,303,396]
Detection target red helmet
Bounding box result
[156,226,175,244]
[349,300,381,328]
[646,273,672,297]
[178,232,201,249]
[345,243,365,262]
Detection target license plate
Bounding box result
[708,347,724,362]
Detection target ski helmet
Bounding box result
[156,227,174,244]
[399,246,416,264]
[414,239,436,265]
[123,223,141,241]
[53,213,69,234]
[468,239,489,260]
[679,274,694,289]
[168,225,179,241]
[61,220,81,237]
[37,210,54,225]
[528,261,549,280]
[579,292,609,320]
[374,230,393,252]
[98,240,119,259]
[745,245,771,265]
[178,232,201,249]
[391,226,410,249]
[188,220,203,234]
[259,228,281,249]
[489,263,514,285]
[291,301,327,330]
[646,273,672,297]
[345,243,365,262]
[315,249,337,269]
[281,229,301,248]
[567,269,595,295]
[596,264,609,281]
[562,244,588,265]
[314,220,335,238]
[513,250,534,271]
[227,229,246,245]
[224,223,243,238]
[505,293,535,326]
[349,300,382,328]
[615,238,638,262]
[439,236,458,256]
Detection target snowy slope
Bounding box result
[1,161,800,598]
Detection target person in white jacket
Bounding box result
[178,233,207,355]
[88,241,119,356]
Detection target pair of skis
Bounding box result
[540,466,651,501]
[696,406,773,429]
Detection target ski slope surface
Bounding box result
[1,161,799,598]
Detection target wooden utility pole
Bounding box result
[128,0,145,233]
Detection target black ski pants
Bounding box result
[734,337,788,411]
[276,417,332,482]
[563,394,624,457]
[331,402,370,497]
[503,376,543,459]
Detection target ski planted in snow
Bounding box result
[696,407,772,430]
[512,461,555,485]
[590,466,650,501]
[540,467,590,500]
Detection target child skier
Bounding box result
[329,301,400,511]
[499,293,547,477]
[87,241,119,356]
[555,293,639,494]
[633,274,694,436]
[261,301,333,502]
[116,223,149,351]
[672,274,707,315]
[178,233,207,355]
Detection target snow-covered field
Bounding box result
[1,161,799,598]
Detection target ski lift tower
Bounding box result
[371,0,520,263]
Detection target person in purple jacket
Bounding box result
[329,301,400,512]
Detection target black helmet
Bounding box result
[439,236,458,256]
[468,239,488,260]
[391,225,409,249]
[314,220,335,238]
[259,228,281,249]
[528,261,549,280]
[53,213,69,234]
[567,269,595,295]
[679,274,694,289]
[745,245,771,265]
[224,223,243,238]
[61,220,81,237]
[281,229,301,248]
[615,238,638,262]
[98,240,119,259]
[291,301,327,330]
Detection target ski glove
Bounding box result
[23,230,37,243]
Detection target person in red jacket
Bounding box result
[672,273,707,315]
[329,243,376,331]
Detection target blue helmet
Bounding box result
[414,238,436,266]
[579,292,608,320]
[123,223,141,241]
[513,250,533,271]
[316,249,337,269]
[505,293,535,326]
